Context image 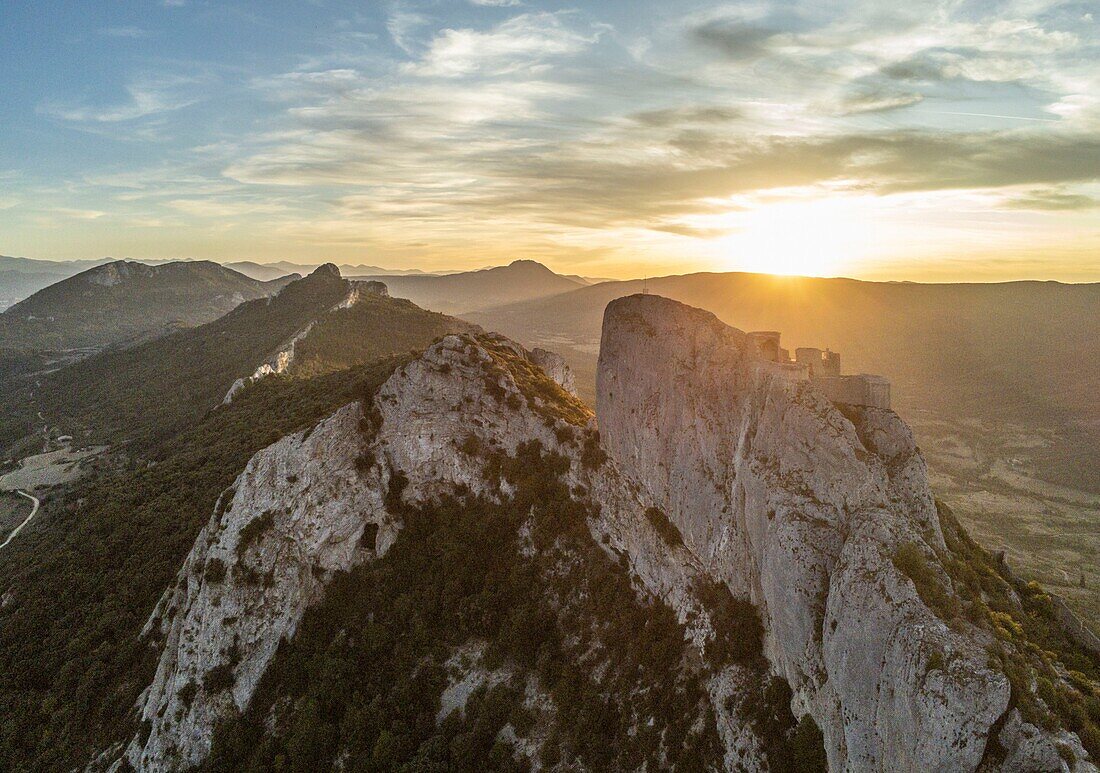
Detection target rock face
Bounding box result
[126,403,394,771]
[596,294,1090,772]
[124,334,591,770]
[117,297,1096,772]
[222,280,373,404]
[529,347,577,396]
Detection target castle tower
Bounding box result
[747,331,783,362]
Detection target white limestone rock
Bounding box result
[116,306,1096,773]
[595,294,1090,773]
[125,403,392,771]
[529,347,577,396]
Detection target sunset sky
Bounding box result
[2,0,1099,281]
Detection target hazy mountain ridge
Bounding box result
[0,260,292,359]
[360,259,586,315]
[88,298,1098,771]
[469,272,1100,429]
[0,256,602,314]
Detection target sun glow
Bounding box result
[709,195,886,277]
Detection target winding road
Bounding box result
[0,491,41,551]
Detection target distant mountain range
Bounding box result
[358,259,586,315]
[469,273,1100,418]
[0,255,605,311]
[0,261,291,371]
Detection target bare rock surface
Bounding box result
[596,294,1092,772]
[117,299,1097,772]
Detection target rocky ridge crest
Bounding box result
[115,296,1097,772]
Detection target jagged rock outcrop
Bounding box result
[222,276,378,404]
[529,347,577,396]
[125,403,394,770]
[597,294,1093,772]
[221,322,315,404]
[116,296,1097,772]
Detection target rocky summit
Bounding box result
[107,295,1097,772]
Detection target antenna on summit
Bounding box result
[642,276,649,295]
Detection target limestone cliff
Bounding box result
[597,294,1095,772]
[114,297,1097,772]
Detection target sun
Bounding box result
[711,196,881,277]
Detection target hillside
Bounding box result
[0,260,292,357]
[364,259,583,315]
[98,301,1100,770]
[469,272,1100,429]
[0,267,472,455]
[0,296,1095,771]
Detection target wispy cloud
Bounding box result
[405,12,600,78]
[39,75,206,124]
[9,0,1100,277]
[1003,187,1100,210]
[99,26,152,39]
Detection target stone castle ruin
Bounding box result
[746,331,890,409]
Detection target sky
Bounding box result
[1,1,1099,281]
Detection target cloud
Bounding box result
[55,208,107,220]
[1003,188,1100,210]
[39,75,204,123]
[99,26,151,39]
[167,199,288,217]
[689,19,781,61]
[629,105,743,127]
[387,10,429,54]
[837,90,923,115]
[405,12,599,77]
[24,0,1100,274]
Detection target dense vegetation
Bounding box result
[201,429,826,772]
[0,360,403,771]
[0,272,467,457]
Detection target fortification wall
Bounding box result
[813,374,890,409]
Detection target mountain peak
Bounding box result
[310,263,342,279]
[506,258,554,273]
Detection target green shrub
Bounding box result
[203,664,235,694]
[177,681,198,709]
[644,507,684,548]
[892,542,959,620]
[694,576,764,667]
[236,510,275,558]
[790,714,828,772]
[205,558,227,584]
[580,432,606,470]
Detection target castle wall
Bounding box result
[747,331,782,362]
[813,374,890,409]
